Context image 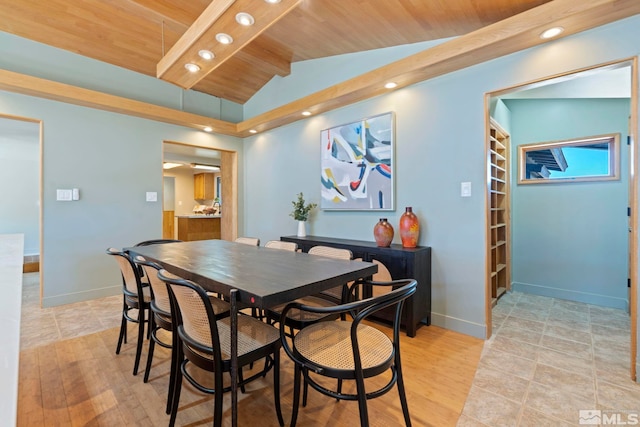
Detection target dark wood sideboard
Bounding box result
[281,235,431,337]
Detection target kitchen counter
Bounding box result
[177,216,221,241]
[0,234,23,425]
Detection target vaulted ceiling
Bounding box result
[2,0,639,137]
[0,0,553,104]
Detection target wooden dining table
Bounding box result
[126,239,377,426]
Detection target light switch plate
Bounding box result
[146,191,158,202]
[461,182,472,197]
[56,189,72,201]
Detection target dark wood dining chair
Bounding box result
[280,278,417,427]
[134,256,230,414]
[234,236,260,246]
[264,240,298,251]
[106,247,151,376]
[265,245,353,335]
[158,269,284,427]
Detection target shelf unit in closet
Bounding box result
[488,118,510,306]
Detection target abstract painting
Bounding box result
[320,112,394,210]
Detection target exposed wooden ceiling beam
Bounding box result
[157,0,300,89]
[0,69,239,136]
[0,0,638,139]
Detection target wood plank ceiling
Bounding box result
[0,0,554,104]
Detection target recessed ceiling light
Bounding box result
[249,129,257,134]
[384,82,397,89]
[198,50,214,60]
[264,0,281,3]
[203,126,213,132]
[216,33,233,44]
[236,12,255,26]
[184,63,200,73]
[540,26,564,39]
[302,111,312,116]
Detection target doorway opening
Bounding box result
[0,113,43,302]
[162,141,238,241]
[485,58,637,380]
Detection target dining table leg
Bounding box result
[230,289,238,427]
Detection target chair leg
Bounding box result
[169,354,184,427]
[290,364,302,427]
[302,372,309,407]
[238,366,247,394]
[355,372,370,427]
[213,360,225,427]
[132,307,145,375]
[273,351,284,426]
[166,330,179,415]
[356,371,369,427]
[116,306,127,355]
[395,360,412,426]
[143,316,157,383]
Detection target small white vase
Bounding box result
[297,220,307,237]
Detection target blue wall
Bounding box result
[242,16,640,339]
[505,98,630,308]
[0,12,639,362]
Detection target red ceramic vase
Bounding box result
[399,207,419,248]
[373,218,394,247]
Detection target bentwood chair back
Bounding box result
[280,278,417,427]
[264,240,298,251]
[308,245,353,303]
[106,247,151,376]
[158,270,284,427]
[234,236,260,246]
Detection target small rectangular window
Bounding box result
[517,133,620,184]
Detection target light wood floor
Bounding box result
[17,317,483,426]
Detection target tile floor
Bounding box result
[20,272,122,351]
[19,273,640,425]
[458,291,640,426]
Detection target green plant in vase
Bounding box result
[290,192,317,237]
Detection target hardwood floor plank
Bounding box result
[19,323,483,426]
[37,344,72,426]
[16,348,44,426]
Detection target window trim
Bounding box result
[517,133,620,184]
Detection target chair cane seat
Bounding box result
[206,293,231,317]
[185,314,280,361]
[295,321,393,372]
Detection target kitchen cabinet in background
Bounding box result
[194,173,215,200]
